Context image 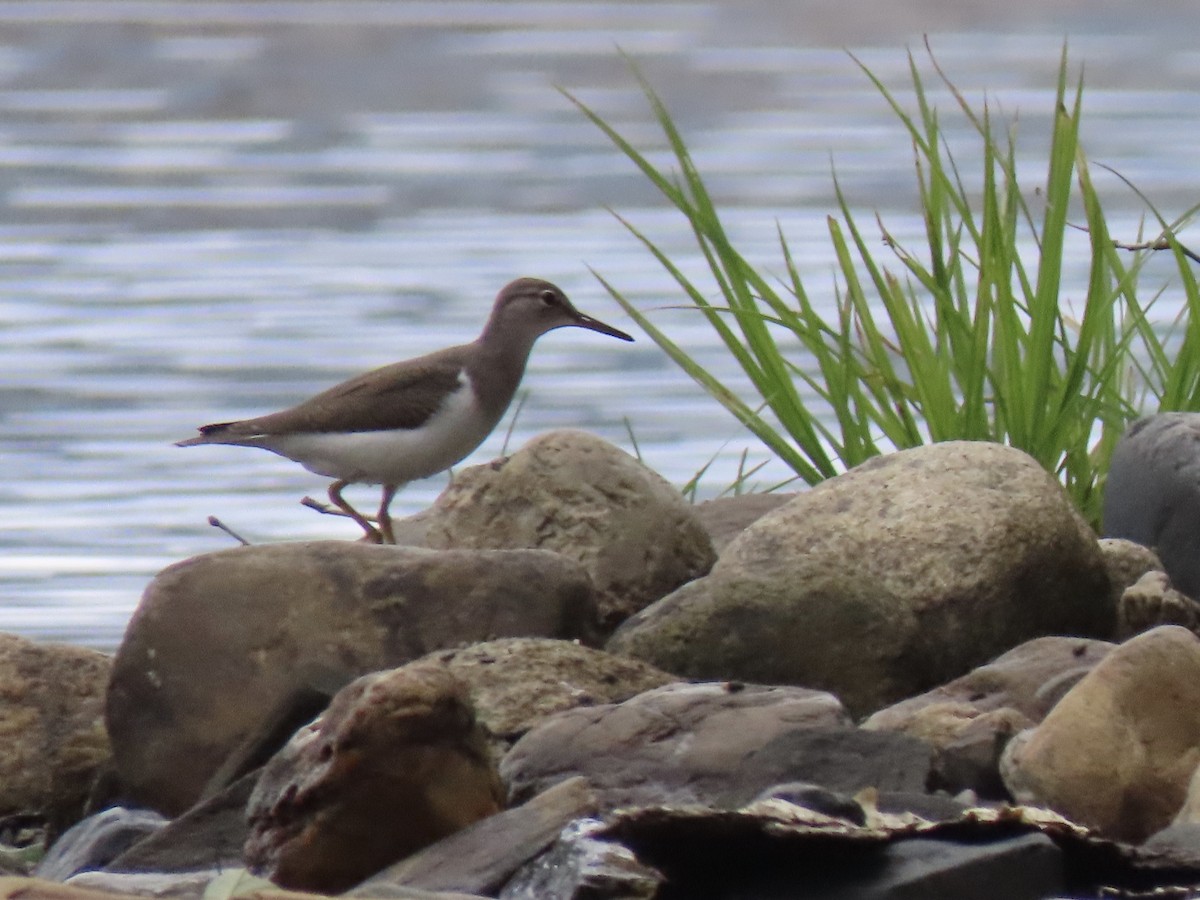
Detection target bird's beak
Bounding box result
[573,312,634,342]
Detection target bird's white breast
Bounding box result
[260,382,500,485]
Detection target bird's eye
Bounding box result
[539,289,558,306]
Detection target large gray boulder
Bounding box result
[1104,413,1200,599]
[107,542,597,816]
[609,441,1113,716]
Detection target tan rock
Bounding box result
[0,634,111,831]
[609,442,1113,716]
[1001,625,1200,841]
[107,542,595,816]
[421,638,676,758]
[425,429,716,630]
[1117,571,1200,640]
[245,661,503,894]
[1098,537,1163,599]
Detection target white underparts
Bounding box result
[244,382,499,484]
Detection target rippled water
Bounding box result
[3,1,1200,649]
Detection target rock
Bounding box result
[863,636,1113,797]
[351,776,597,897]
[193,681,337,804]
[107,542,595,815]
[609,442,1113,716]
[1174,761,1200,828]
[1104,413,1200,599]
[0,634,111,833]
[500,681,934,810]
[873,790,973,824]
[1143,822,1200,869]
[800,833,1063,900]
[62,870,488,900]
[1117,570,1200,639]
[598,804,1065,900]
[752,783,867,825]
[419,638,676,759]
[424,430,716,630]
[692,493,796,552]
[66,869,223,898]
[1001,626,1200,841]
[864,636,1114,731]
[500,818,662,900]
[35,808,166,882]
[245,661,503,894]
[1099,537,1164,598]
[105,773,256,874]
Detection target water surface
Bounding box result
[2,1,1199,648]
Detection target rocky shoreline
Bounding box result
[8,428,1200,899]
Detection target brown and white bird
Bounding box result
[177,277,634,543]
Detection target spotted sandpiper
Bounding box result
[177,277,634,543]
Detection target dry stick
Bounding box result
[207,516,251,546]
[300,495,379,523]
[1112,236,1200,265]
[1066,219,1200,265]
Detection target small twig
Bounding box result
[300,496,378,523]
[300,496,342,517]
[1112,236,1200,264]
[207,516,251,546]
[1067,218,1200,265]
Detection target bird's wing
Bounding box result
[195,345,472,439]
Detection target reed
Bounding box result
[566,45,1200,528]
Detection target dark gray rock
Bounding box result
[597,806,1062,900]
[1142,822,1200,869]
[501,682,932,810]
[105,773,256,874]
[350,776,597,898]
[35,807,166,881]
[500,819,662,900]
[1105,413,1200,599]
[783,833,1063,900]
[874,791,972,823]
[751,783,866,825]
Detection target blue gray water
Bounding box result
[2,1,1200,649]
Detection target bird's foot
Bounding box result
[377,512,396,545]
[300,495,386,543]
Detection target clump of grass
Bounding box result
[565,44,1200,528]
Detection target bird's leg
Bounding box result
[377,484,399,545]
[327,480,382,543]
